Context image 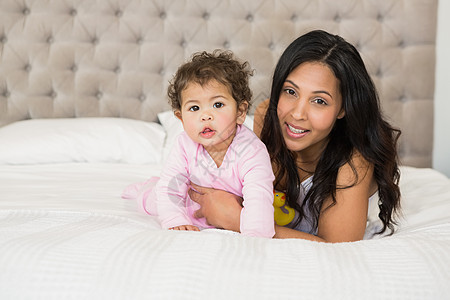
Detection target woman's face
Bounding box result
[277,62,345,160]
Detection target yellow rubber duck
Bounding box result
[273,191,295,226]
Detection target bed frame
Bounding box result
[0,0,438,167]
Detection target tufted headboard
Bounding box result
[0,0,438,167]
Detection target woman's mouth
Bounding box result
[286,123,309,137]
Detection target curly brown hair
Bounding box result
[167,50,254,111]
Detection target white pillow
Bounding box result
[157,110,184,148]
[244,115,254,131]
[0,118,166,164]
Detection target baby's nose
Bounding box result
[201,113,213,121]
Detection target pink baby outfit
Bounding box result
[124,125,275,238]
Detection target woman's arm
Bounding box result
[273,225,325,241]
[188,183,242,232]
[188,186,325,242]
[188,156,376,242]
[315,152,377,242]
[189,160,375,243]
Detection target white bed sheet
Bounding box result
[1,163,449,300]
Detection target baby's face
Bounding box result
[175,80,247,153]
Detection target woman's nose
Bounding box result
[291,99,307,120]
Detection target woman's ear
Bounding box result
[337,108,345,119]
[236,101,249,125]
[174,110,182,121]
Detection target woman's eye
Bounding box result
[313,98,327,105]
[189,105,199,112]
[213,102,224,108]
[283,88,296,97]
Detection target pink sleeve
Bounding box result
[237,137,275,238]
[154,133,193,229]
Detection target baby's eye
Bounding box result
[213,102,224,108]
[189,105,200,112]
[313,98,327,105]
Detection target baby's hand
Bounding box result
[170,225,200,231]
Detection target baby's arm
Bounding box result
[155,134,194,229]
[238,142,276,238]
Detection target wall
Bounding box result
[433,0,450,177]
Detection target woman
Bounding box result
[189,30,401,242]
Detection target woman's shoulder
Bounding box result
[255,98,270,113]
[336,150,377,192]
[338,150,372,174]
[253,99,270,137]
[349,150,371,165]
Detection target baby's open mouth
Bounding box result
[200,127,215,138]
[202,128,213,134]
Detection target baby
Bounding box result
[124,50,275,238]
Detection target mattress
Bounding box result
[1,162,449,300]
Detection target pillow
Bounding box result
[0,118,166,164]
[157,110,184,151]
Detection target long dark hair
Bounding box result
[261,30,401,235]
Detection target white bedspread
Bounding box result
[1,163,449,299]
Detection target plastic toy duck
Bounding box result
[273,190,295,226]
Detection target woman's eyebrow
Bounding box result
[285,79,333,99]
[313,90,333,99]
[285,79,299,89]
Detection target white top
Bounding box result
[287,176,378,236]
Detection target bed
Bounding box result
[1,0,449,299]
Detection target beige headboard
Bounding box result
[0,0,438,167]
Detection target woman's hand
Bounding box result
[188,182,243,232]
